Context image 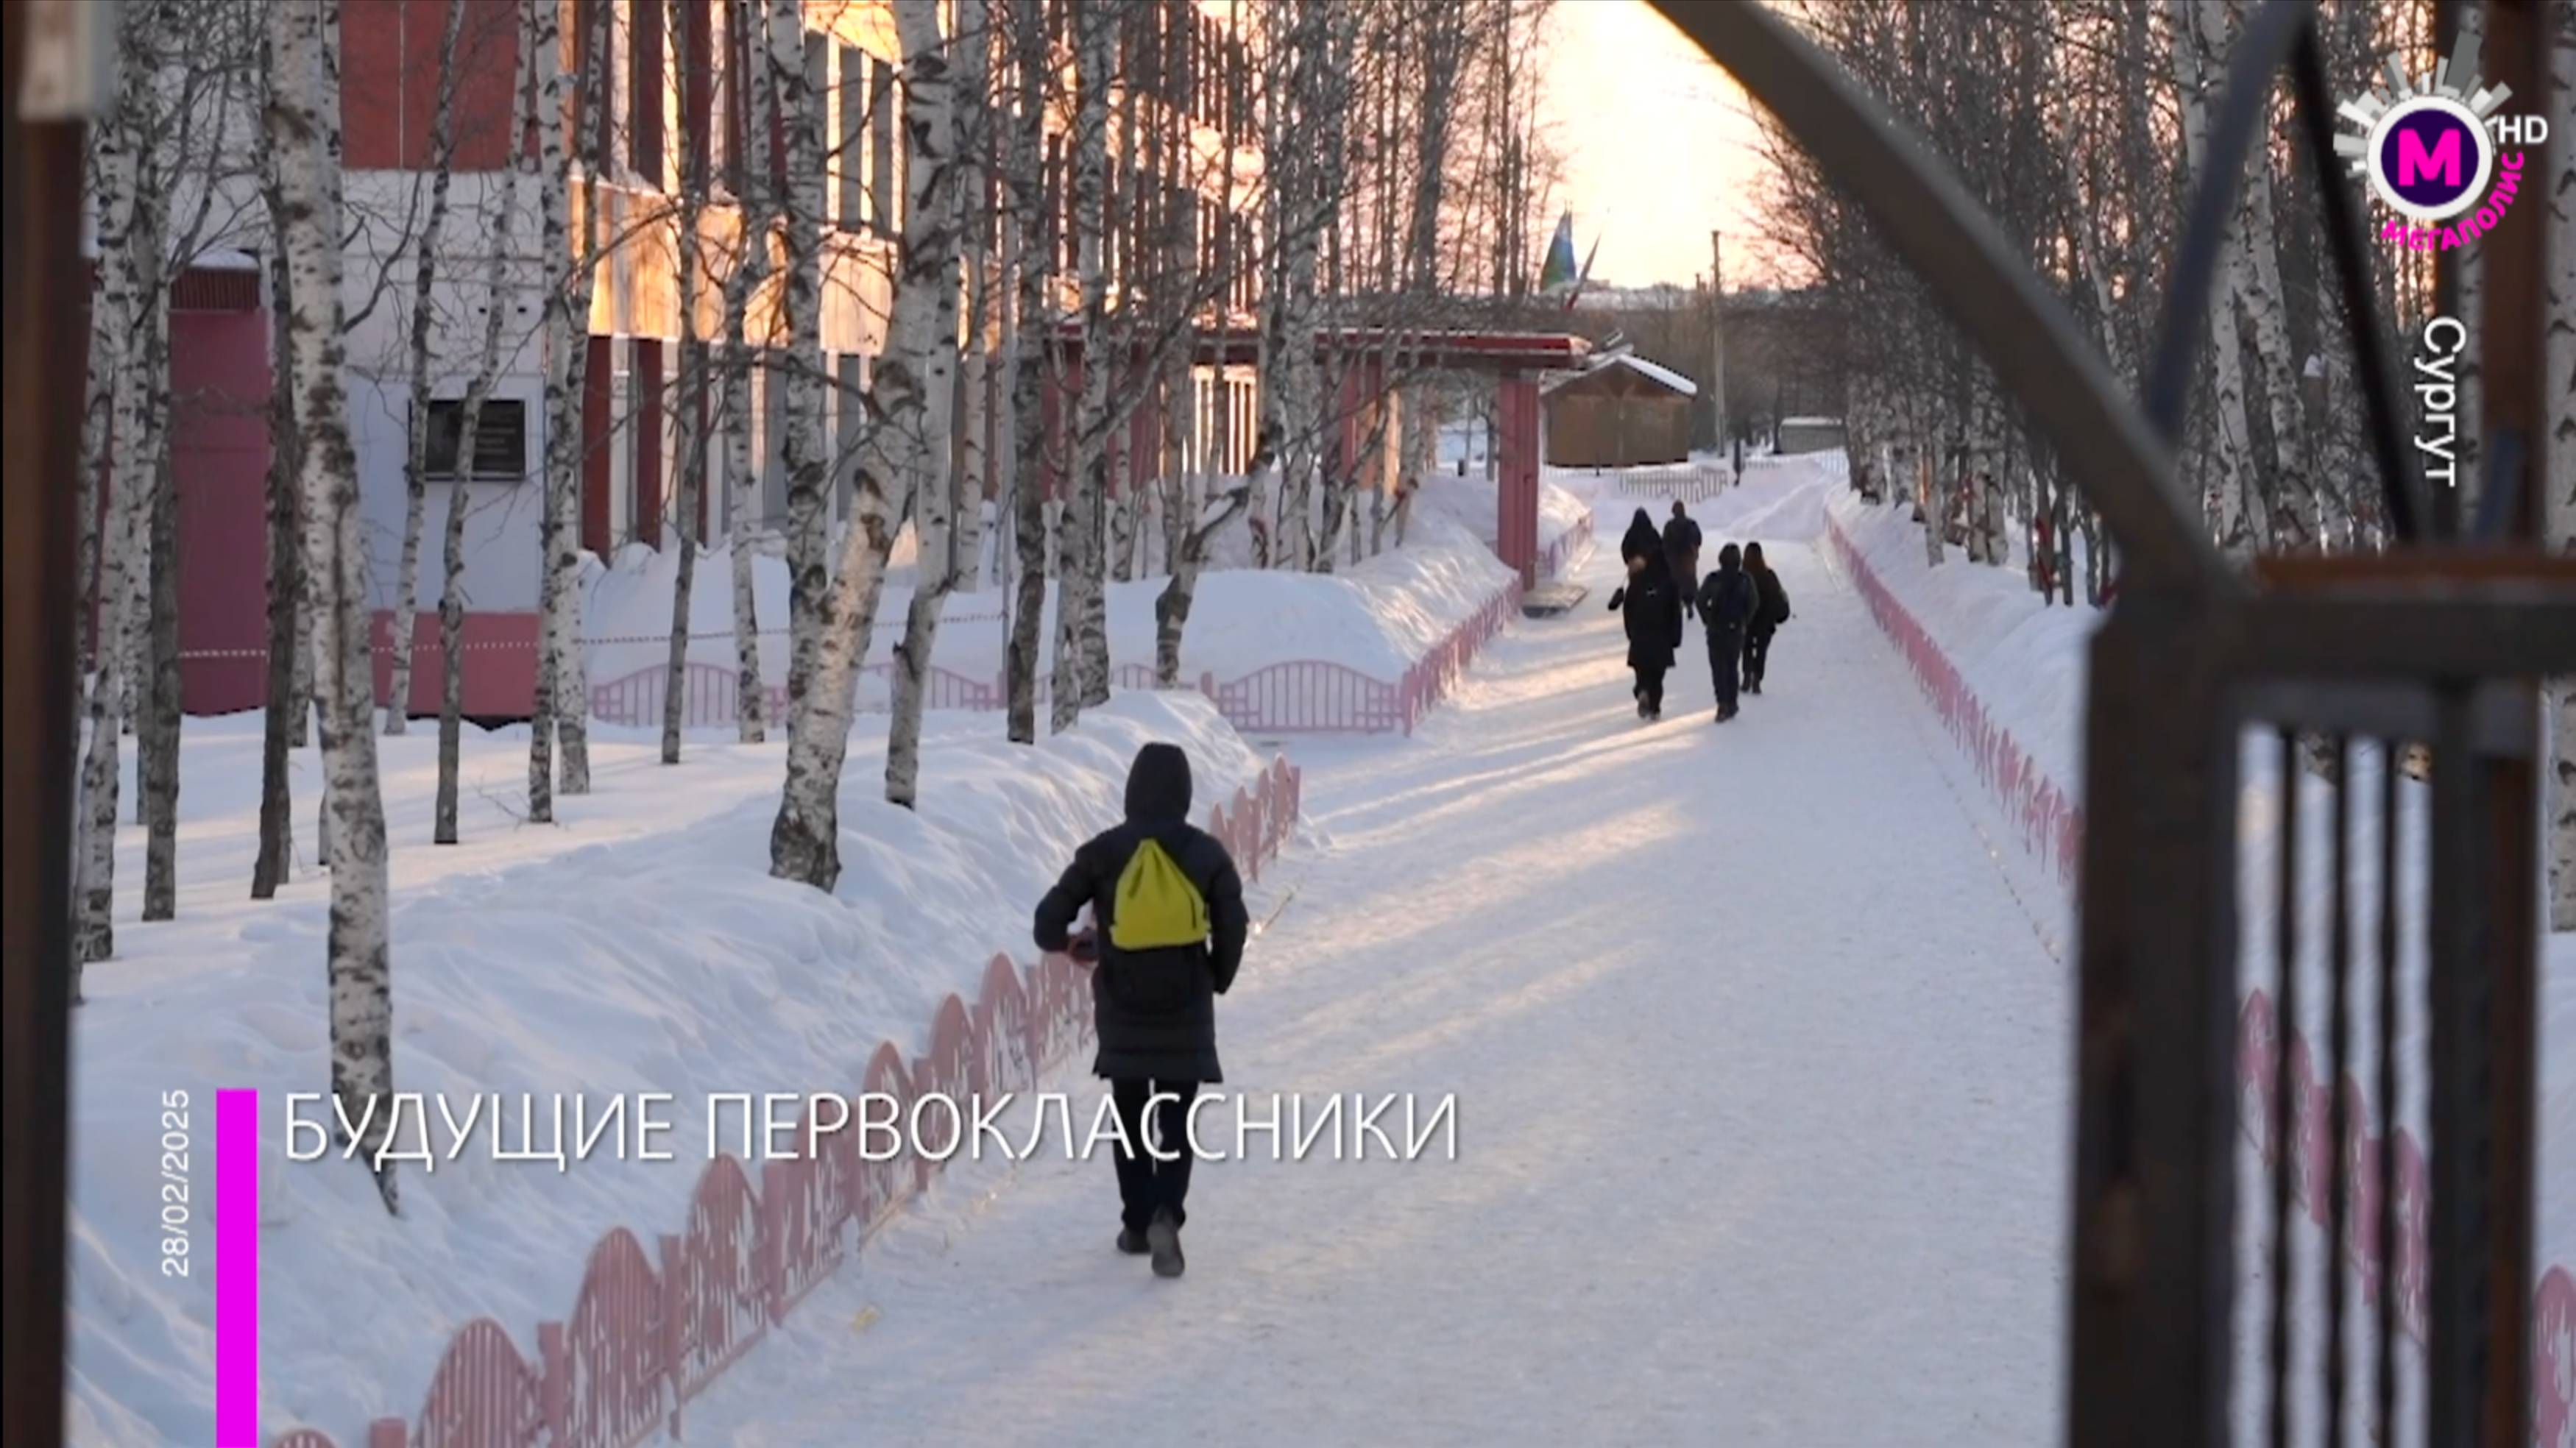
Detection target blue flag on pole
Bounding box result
[1538,212,1577,294]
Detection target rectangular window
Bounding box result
[804,31,829,191]
[630,0,666,185]
[682,0,712,189]
[868,59,897,233]
[721,0,748,195]
[423,398,529,481]
[838,44,866,228]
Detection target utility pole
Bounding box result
[1708,230,1729,474]
[7,4,116,1444]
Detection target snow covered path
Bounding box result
[687,530,2074,1446]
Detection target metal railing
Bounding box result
[1650,3,2572,1446]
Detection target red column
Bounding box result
[634,340,664,549]
[581,334,612,557]
[1496,372,1540,587]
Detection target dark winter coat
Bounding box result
[1033,743,1249,1082]
[1697,562,1760,640]
[1749,564,1791,632]
[1661,515,1702,581]
[1608,551,1685,670]
[1618,509,1662,568]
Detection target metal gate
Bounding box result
[1650,3,2574,1446]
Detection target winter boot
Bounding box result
[1147,1208,1184,1278]
[1117,1227,1150,1256]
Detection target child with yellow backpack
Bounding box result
[1033,742,1250,1278]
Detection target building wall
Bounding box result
[171,306,277,715]
[1543,394,1692,469]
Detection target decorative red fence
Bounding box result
[1535,512,1593,583]
[1604,464,1734,505]
[2239,986,2576,1446]
[1822,511,2084,890]
[1827,506,2572,1443]
[592,564,1554,739]
[273,756,1305,1448]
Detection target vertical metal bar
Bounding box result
[2424,682,2480,1448]
[2375,742,2401,1441]
[1,3,91,1445]
[2325,734,2354,1448]
[2269,728,2301,1448]
[2064,600,2240,1448]
[2465,4,2547,1443]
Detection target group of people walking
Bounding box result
[1607,503,1791,724]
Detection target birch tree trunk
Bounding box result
[269,0,399,1213]
[386,0,467,735]
[721,216,771,743]
[528,0,570,819]
[1002,0,1050,744]
[437,2,531,842]
[531,0,602,820]
[771,0,957,886]
[141,351,180,920]
[1275,7,1327,575]
[660,0,705,767]
[1156,430,1264,686]
[74,77,160,968]
[887,0,991,809]
[1050,0,1111,733]
[771,0,831,732]
[2173,0,2261,556]
[254,236,302,896]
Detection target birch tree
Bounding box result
[385,0,468,734]
[771,0,958,887]
[1047,0,1114,734]
[253,235,302,896]
[529,0,604,822]
[719,0,776,744]
[268,0,398,1211]
[74,3,171,970]
[1000,0,1052,743]
[2165,0,2257,556]
[886,0,991,809]
[436,4,533,843]
[770,0,831,728]
[661,0,708,766]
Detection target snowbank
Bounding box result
[1809,455,2572,1382]
[1415,469,1588,561]
[68,694,1290,1446]
[581,510,1520,698]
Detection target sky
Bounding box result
[1535,1,1783,291]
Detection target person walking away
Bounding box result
[1606,545,1684,720]
[1033,742,1249,1278]
[1696,542,1760,723]
[1740,541,1792,695]
[1663,502,1703,617]
[1618,505,1661,571]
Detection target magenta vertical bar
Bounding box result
[216,1089,258,1447]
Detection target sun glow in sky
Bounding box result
[1536,0,1783,291]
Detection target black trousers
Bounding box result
[1743,625,1775,688]
[1707,629,1744,711]
[1110,1077,1200,1232]
[1632,662,1668,714]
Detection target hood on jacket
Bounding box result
[1124,742,1194,824]
[1718,542,1743,572]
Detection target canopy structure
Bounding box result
[1052,324,1592,587]
[1540,350,1699,400]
